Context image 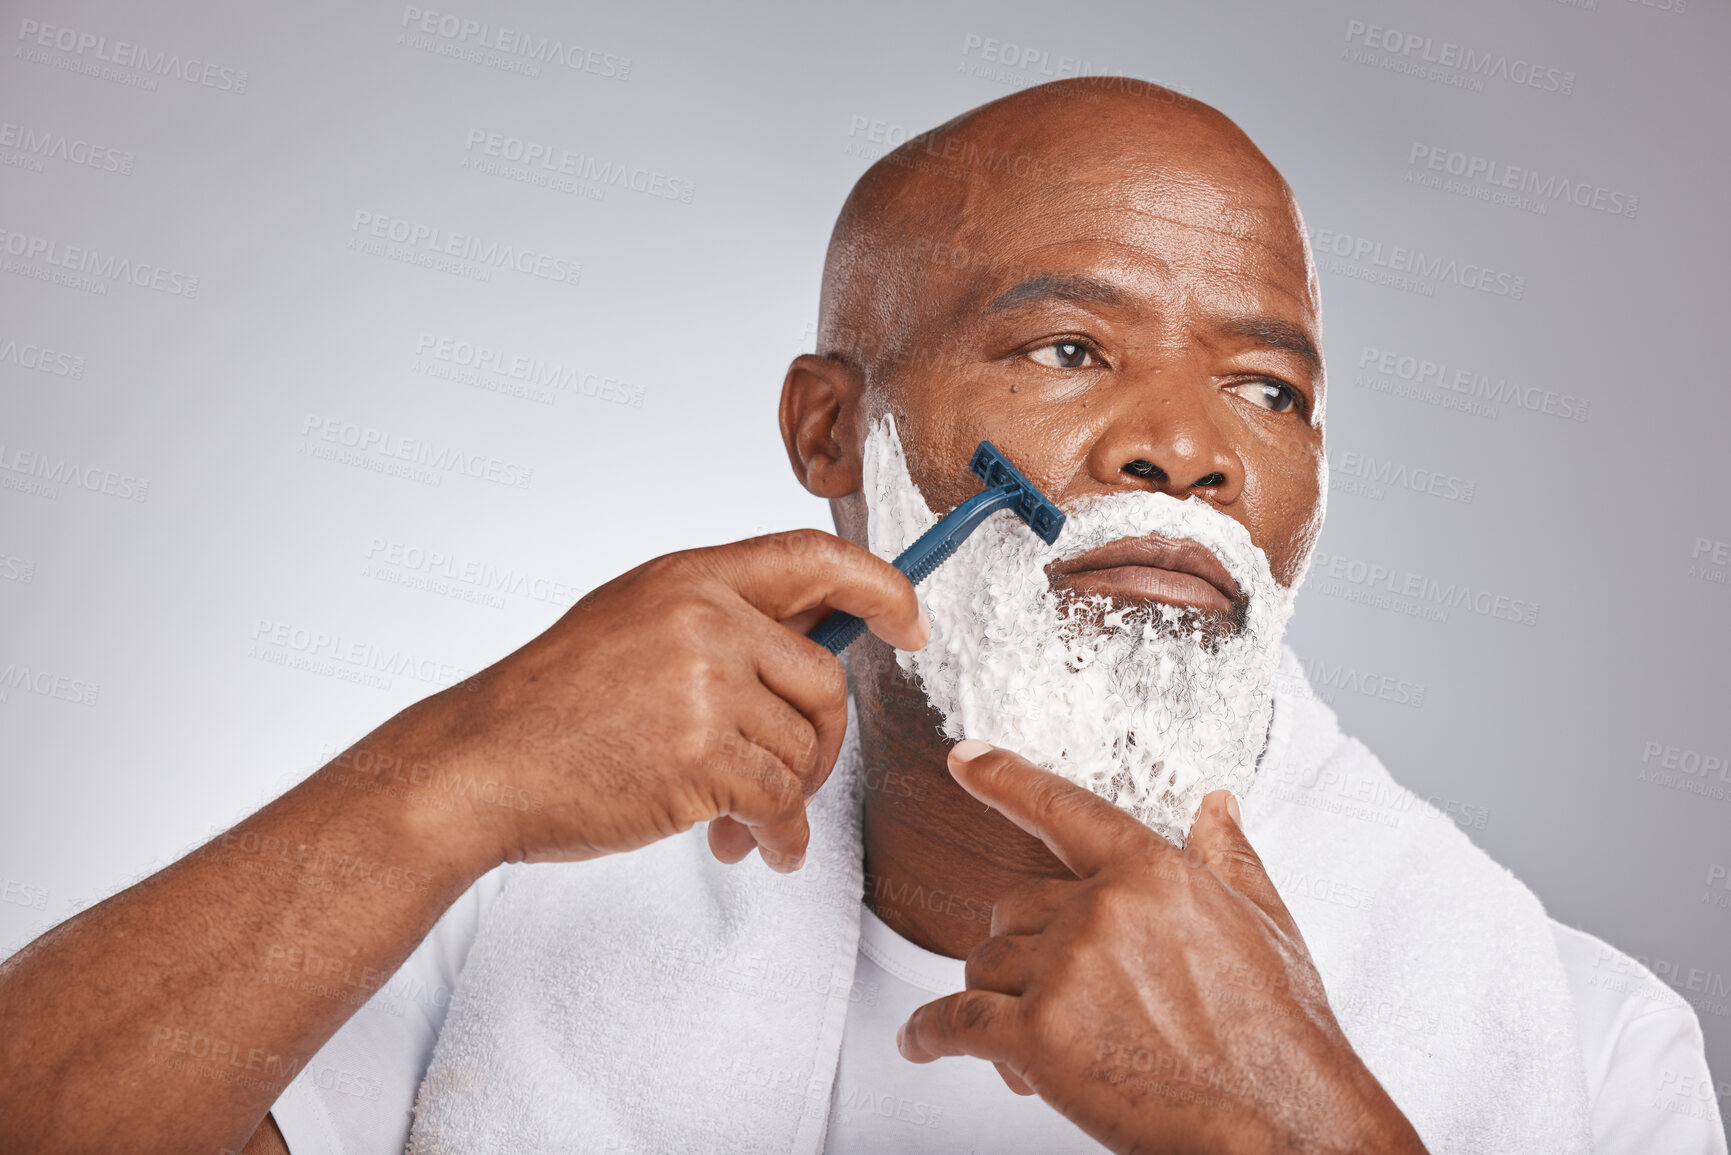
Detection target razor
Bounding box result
[807,440,1066,654]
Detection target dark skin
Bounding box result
[783,86,1328,963]
[0,81,1423,1155]
[902,743,1422,1154]
[781,83,1423,1150]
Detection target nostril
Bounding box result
[1123,459,1168,482]
[1191,472,1226,488]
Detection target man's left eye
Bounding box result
[1026,341,1098,370]
[1229,379,1297,412]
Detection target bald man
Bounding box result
[0,79,1722,1155]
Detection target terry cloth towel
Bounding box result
[403,648,1593,1154]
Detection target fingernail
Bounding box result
[895,1024,907,1051]
[762,847,801,871]
[950,739,992,762]
[913,604,932,649]
[1225,792,1243,825]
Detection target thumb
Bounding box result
[1186,791,1297,936]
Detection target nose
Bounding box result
[1083,383,1244,504]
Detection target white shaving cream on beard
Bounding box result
[861,414,1297,847]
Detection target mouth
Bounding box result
[1046,535,1242,616]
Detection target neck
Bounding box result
[852,636,1073,960]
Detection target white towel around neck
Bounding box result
[403,649,1592,1154]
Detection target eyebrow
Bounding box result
[985,274,1129,313]
[1219,316,1322,375]
[982,274,1322,374]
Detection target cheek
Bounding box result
[889,413,962,510]
[881,383,1093,514]
[874,390,971,514]
[1244,439,1324,587]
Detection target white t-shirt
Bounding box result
[823,903,1101,1152]
[272,887,1728,1154]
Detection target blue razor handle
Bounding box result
[807,441,1066,655]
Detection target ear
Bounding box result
[780,353,865,499]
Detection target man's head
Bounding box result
[780,78,1326,842]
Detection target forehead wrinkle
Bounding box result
[944,231,1312,328]
[1083,199,1312,282]
[1032,157,1313,278]
[948,183,1312,303]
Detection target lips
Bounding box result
[1046,535,1242,615]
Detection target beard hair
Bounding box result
[860,413,1297,847]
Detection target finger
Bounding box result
[743,799,811,872]
[964,934,1039,995]
[775,604,834,636]
[708,530,930,652]
[1187,791,1301,939]
[897,990,1020,1064]
[707,816,756,864]
[947,741,1154,878]
[989,878,1072,937]
[706,721,815,871]
[736,685,824,790]
[994,1061,1035,1096]
[712,736,810,872]
[748,622,851,790]
[747,807,811,873]
[705,796,802,871]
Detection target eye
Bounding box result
[1228,378,1298,413]
[1025,340,1100,370]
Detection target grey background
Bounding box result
[2,0,1726,1104]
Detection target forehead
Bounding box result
[922,161,1317,330]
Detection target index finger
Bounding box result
[1187,791,1305,942]
[945,741,1156,878]
[702,530,929,653]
